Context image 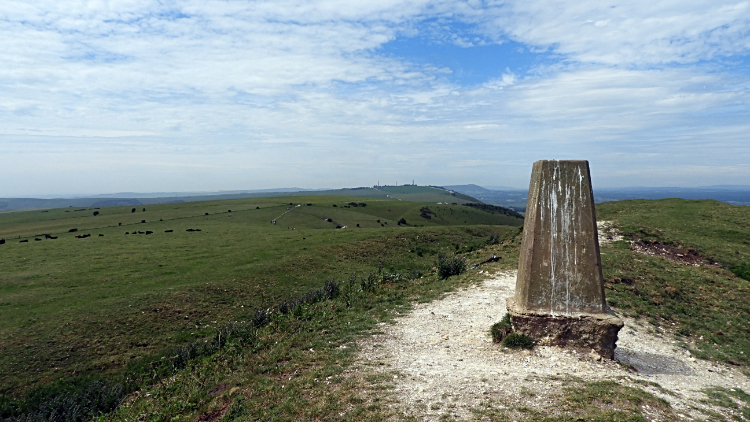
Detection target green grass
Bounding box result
[597,199,750,365]
[0,195,520,402]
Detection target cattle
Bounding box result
[228,210,232,212]
[75,235,82,238]
[186,228,201,232]
[118,223,122,226]
[99,234,104,237]
[20,239,28,243]
[49,236,58,239]
[165,229,173,233]
[145,231,153,235]
[143,208,146,212]
[138,231,144,234]
[0,238,5,244]
[141,220,146,223]
[205,213,209,216]
[35,238,41,241]
[131,208,136,213]
[93,211,99,216]
[68,228,78,232]
[125,232,129,234]
[256,206,260,209]
[44,234,52,239]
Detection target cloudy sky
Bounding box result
[2,0,749,196]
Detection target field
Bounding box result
[0,196,522,404]
[1,196,749,421]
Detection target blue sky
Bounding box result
[1,0,749,196]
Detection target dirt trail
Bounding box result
[355,271,750,420]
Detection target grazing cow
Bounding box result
[141,220,146,223]
[20,239,28,243]
[44,234,52,239]
[75,235,82,238]
[99,234,104,236]
[0,238,5,244]
[34,238,41,241]
[125,232,129,234]
[132,208,136,213]
[83,234,91,238]
[196,229,201,231]
[118,223,122,226]
[228,210,232,212]
[145,231,153,235]
[165,230,173,233]
[138,231,144,234]
[68,228,78,232]
[49,236,58,239]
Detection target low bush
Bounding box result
[502,332,535,350]
[436,253,466,279]
[490,313,513,343]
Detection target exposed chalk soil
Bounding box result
[352,271,750,420]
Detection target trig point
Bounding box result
[506,160,623,358]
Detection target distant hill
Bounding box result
[0,185,482,211]
[444,184,750,211]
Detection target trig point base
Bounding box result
[507,160,623,359]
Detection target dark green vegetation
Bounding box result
[501,332,535,350]
[0,195,522,419]
[436,252,467,279]
[597,199,750,366]
[491,313,513,343]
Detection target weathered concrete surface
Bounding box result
[508,160,623,357]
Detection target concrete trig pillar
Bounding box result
[507,160,623,358]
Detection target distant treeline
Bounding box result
[463,202,524,219]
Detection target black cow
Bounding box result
[34,238,41,241]
[0,238,5,244]
[125,232,129,234]
[99,234,104,236]
[145,231,153,235]
[141,220,146,223]
[20,239,28,243]
[165,230,173,233]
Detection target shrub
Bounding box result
[502,332,535,349]
[730,265,750,281]
[436,253,466,279]
[491,313,513,343]
[486,232,500,245]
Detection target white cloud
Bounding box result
[476,0,750,65]
[1,1,749,195]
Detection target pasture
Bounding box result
[0,195,522,397]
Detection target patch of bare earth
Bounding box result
[350,269,750,421]
[597,220,717,267]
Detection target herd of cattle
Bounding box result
[3,228,203,244]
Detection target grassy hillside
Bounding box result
[0,195,521,402]
[104,199,750,421]
[597,199,750,366]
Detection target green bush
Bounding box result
[502,332,535,349]
[490,313,513,343]
[436,253,466,279]
[730,265,750,281]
